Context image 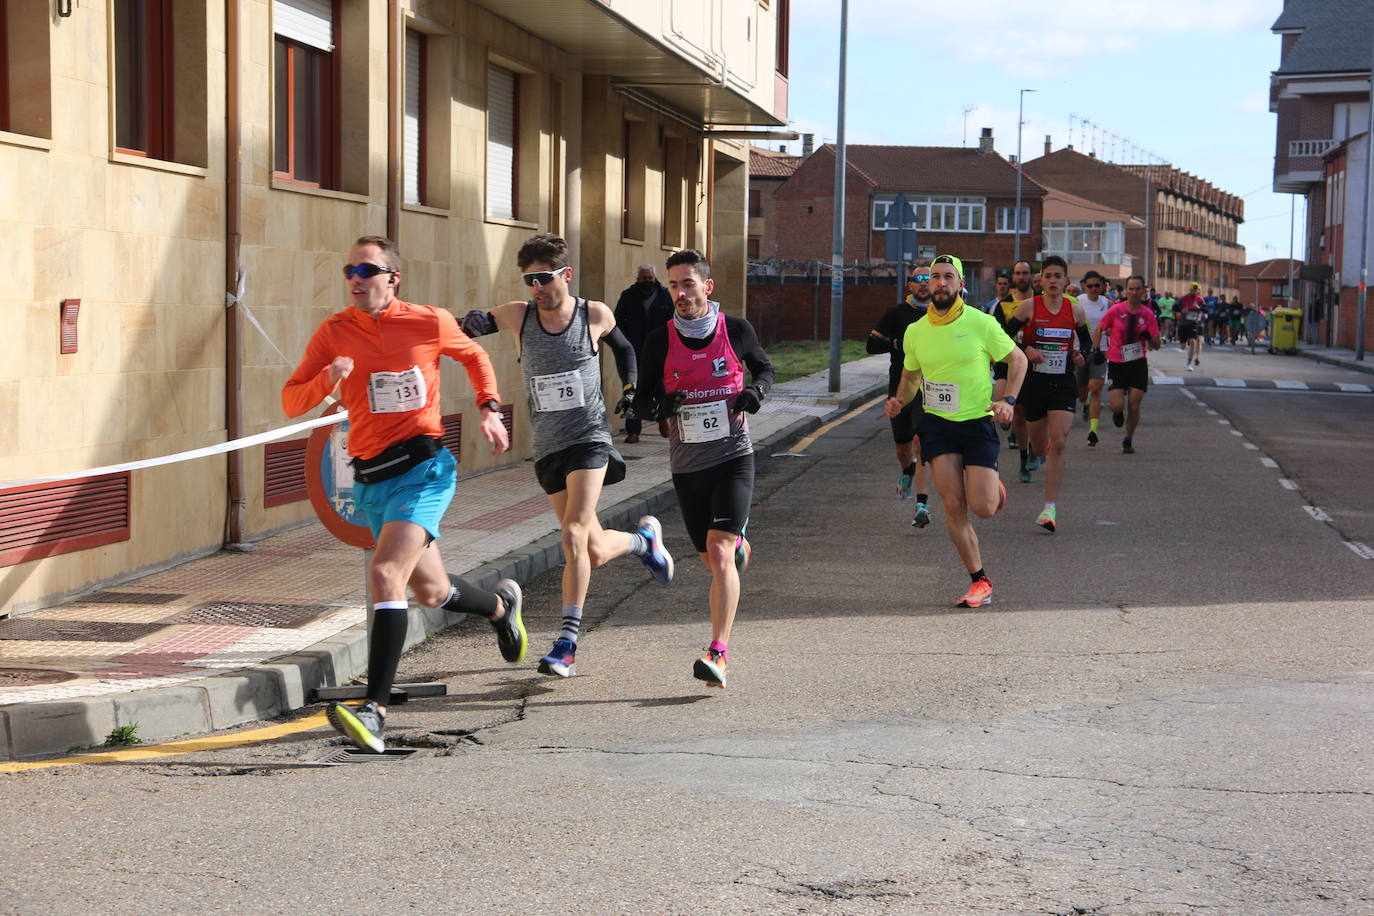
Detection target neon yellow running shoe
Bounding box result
[326,701,385,753]
[1036,506,1057,533]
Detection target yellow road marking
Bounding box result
[0,711,330,773]
[788,396,886,454]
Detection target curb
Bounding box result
[1,380,886,761]
[1294,347,1374,376]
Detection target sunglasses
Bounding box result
[342,263,398,281]
[910,274,931,282]
[522,267,570,287]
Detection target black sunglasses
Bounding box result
[342,262,398,281]
[522,268,569,287]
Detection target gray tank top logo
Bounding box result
[520,298,610,460]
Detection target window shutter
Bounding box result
[274,0,333,52]
[403,30,422,206]
[486,65,517,220]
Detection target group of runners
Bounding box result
[285,234,771,753]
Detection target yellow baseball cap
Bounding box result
[931,254,964,278]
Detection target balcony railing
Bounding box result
[1289,138,1336,158]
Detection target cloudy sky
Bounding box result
[772,0,1305,265]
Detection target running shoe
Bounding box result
[1036,506,1057,533]
[1006,431,1018,450]
[1122,437,1135,454]
[637,515,674,585]
[1081,402,1089,421]
[1087,429,1099,446]
[734,535,751,572]
[490,579,527,663]
[957,577,993,608]
[538,638,577,678]
[1112,411,1124,428]
[912,502,932,528]
[1018,462,1033,484]
[693,648,727,688]
[326,701,385,753]
[897,472,913,500]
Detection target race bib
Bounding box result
[531,370,585,412]
[367,365,427,413]
[922,379,960,414]
[1033,345,1069,374]
[678,400,730,443]
[1120,341,1144,362]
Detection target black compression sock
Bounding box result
[916,492,929,504]
[366,606,408,705]
[1019,449,1029,469]
[903,462,917,477]
[970,568,987,583]
[440,574,499,618]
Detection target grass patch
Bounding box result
[766,339,871,383]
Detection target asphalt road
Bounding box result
[2,349,1371,915]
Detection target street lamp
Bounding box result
[828,0,849,390]
[1014,88,1036,263]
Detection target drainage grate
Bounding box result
[0,667,78,687]
[163,602,338,628]
[311,747,420,765]
[84,591,185,605]
[0,619,168,642]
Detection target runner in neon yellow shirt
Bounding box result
[886,254,1028,608]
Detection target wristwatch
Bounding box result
[481,399,500,413]
[1002,396,1018,406]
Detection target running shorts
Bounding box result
[1107,359,1150,392]
[1019,372,1078,423]
[1178,319,1199,343]
[355,446,456,543]
[917,413,1000,470]
[534,441,626,495]
[672,453,754,552]
[1075,359,1107,387]
[889,398,924,445]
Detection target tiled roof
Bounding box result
[1272,0,1374,76]
[1240,258,1303,279]
[812,143,1044,196]
[749,146,801,178]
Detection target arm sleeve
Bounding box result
[1076,323,1094,352]
[603,325,638,389]
[438,308,502,409]
[281,321,339,418]
[728,317,774,396]
[867,307,899,354]
[632,327,668,418]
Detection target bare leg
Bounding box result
[1037,411,1073,504]
[1125,389,1145,438]
[547,465,634,610]
[929,453,982,573]
[701,529,741,646]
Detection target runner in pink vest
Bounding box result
[633,249,774,689]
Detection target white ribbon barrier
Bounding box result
[0,411,347,491]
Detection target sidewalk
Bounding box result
[1295,342,1374,376]
[0,357,890,760]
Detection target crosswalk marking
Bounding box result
[1260,457,1279,468]
[1344,541,1374,560]
[1274,380,1309,389]
[1304,505,1332,522]
[1215,378,1246,387]
[1336,382,1372,393]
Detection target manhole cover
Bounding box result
[311,747,420,764]
[0,619,168,642]
[163,602,337,628]
[0,667,77,687]
[84,591,184,605]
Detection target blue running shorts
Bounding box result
[354,446,457,543]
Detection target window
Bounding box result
[662,135,686,248]
[1042,220,1125,266]
[995,206,1030,234]
[872,195,985,233]
[486,64,518,220]
[1271,282,1288,298]
[749,188,762,218]
[622,118,646,241]
[114,0,173,158]
[274,0,336,187]
[0,4,8,132]
[775,0,789,78]
[403,28,424,205]
[747,237,761,260]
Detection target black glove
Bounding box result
[461,310,497,338]
[1092,348,1106,365]
[655,390,686,420]
[614,384,636,418]
[732,386,763,414]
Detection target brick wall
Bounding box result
[746,282,906,343]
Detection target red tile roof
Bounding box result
[832,144,1046,196]
[749,146,801,178]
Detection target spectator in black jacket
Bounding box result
[613,265,674,441]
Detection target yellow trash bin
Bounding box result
[1269,307,1301,354]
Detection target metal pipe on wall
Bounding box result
[224,0,247,549]
[386,0,401,243]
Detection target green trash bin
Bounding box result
[1269,307,1301,354]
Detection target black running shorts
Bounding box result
[534,441,626,495]
[1107,358,1150,392]
[917,413,1000,470]
[1178,319,1199,343]
[672,453,754,553]
[1019,372,1078,423]
[889,398,924,445]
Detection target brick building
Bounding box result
[1239,259,1305,311]
[768,133,1047,297]
[1269,0,1374,348]
[1022,148,1246,299]
[747,145,801,265]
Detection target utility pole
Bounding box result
[1014,88,1036,263]
[828,0,849,390]
[1356,37,1373,360]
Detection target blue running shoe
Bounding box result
[912,502,932,528]
[326,701,385,753]
[897,472,913,500]
[538,638,577,678]
[637,515,674,585]
[734,535,751,572]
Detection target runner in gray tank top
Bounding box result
[462,234,673,679]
